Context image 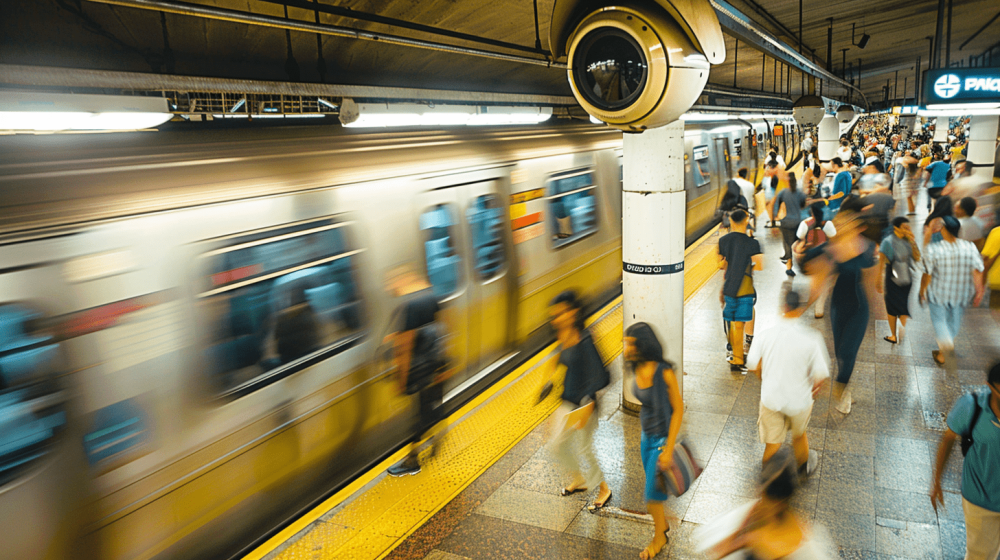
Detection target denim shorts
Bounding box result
[640,432,671,503]
[723,295,756,322]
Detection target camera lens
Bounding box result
[572,28,647,111]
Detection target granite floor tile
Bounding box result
[564,510,650,550]
[696,462,761,498]
[875,436,933,465]
[683,490,752,524]
[873,488,939,525]
[826,430,876,456]
[681,410,729,437]
[474,484,585,533]
[815,509,876,553]
[936,519,967,560]
[817,479,876,516]
[683,390,738,415]
[821,450,875,486]
[422,551,471,560]
[875,521,941,560]
[874,454,934,494]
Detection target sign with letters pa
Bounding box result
[923,67,1000,106]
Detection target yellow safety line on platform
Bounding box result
[249,229,723,560]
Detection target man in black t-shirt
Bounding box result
[717,210,764,372]
[386,268,448,477]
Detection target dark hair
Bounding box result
[769,150,777,158]
[625,322,668,365]
[925,196,954,227]
[867,160,885,173]
[730,209,748,224]
[942,215,961,237]
[767,160,778,169]
[720,180,742,212]
[831,157,843,167]
[783,288,802,312]
[841,139,849,147]
[988,362,1000,387]
[738,167,748,179]
[959,196,977,218]
[810,201,825,223]
[760,448,798,502]
[550,290,585,332]
[787,172,798,193]
[891,216,910,229]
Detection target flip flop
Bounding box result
[883,336,897,344]
[587,490,613,513]
[561,486,587,496]
[932,350,946,366]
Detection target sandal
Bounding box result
[561,486,587,496]
[639,528,670,559]
[932,350,946,366]
[587,490,613,512]
[883,336,897,344]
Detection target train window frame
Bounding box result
[545,169,600,249]
[465,194,507,283]
[692,145,712,187]
[196,216,368,400]
[419,203,465,301]
[0,301,66,486]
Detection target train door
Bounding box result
[459,181,510,373]
[416,190,470,391]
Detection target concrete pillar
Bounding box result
[967,115,999,183]
[818,114,838,161]
[621,122,685,412]
[934,117,949,144]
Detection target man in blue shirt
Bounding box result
[924,154,951,210]
[931,363,1000,559]
[828,157,852,215]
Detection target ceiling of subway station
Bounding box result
[1,0,998,109]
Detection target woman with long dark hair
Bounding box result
[625,322,684,559]
[546,290,612,510]
[775,173,807,277]
[804,196,879,415]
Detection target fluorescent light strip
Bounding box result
[344,103,552,128]
[0,111,172,131]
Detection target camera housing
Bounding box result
[552,1,724,132]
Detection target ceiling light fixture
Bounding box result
[852,22,870,50]
[0,92,172,132]
[342,103,552,128]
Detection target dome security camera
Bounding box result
[553,1,725,132]
[792,95,825,128]
[836,105,856,124]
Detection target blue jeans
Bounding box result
[640,432,671,503]
[928,302,965,350]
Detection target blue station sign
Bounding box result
[923,67,1000,106]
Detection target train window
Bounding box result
[466,195,504,281]
[547,171,598,248]
[692,146,711,187]
[199,217,365,397]
[420,204,463,298]
[0,304,65,485]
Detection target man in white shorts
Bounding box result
[746,289,830,475]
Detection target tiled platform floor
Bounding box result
[389,209,1000,560]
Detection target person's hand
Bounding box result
[929,481,945,512]
[658,452,673,472]
[919,290,927,305]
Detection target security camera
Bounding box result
[836,105,856,124]
[792,95,825,128]
[551,0,725,132]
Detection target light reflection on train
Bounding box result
[0,118,794,559]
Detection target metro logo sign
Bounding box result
[924,67,1000,105]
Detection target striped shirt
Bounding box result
[922,239,984,306]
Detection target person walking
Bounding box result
[878,217,920,344]
[717,209,764,372]
[919,216,985,370]
[956,196,986,251]
[804,197,878,414]
[624,322,684,560]
[774,173,807,277]
[546,290,613,510]
[794,203,837,318]
[734,167,757,221]
[930,363,1000,560]
[386,268,450,477]
[828,157,853,217]
[745,289,829,473]
[924,152,951,211]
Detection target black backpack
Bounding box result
[406,322,447,394]
[960,392,984,457]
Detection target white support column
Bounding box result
[622,122,685,411]
[818,114,838,161]
[933,117,949,144]
[967,115,999,183]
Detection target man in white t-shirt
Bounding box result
[734,167,756,216]
[746,289,830,475]
[835,139,853,164]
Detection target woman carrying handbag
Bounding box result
[625,322,686,559]
[545,291,612,511]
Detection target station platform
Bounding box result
[253,199,991,560]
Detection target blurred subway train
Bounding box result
[0,118,789,559]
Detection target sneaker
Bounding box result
[780,257,789,264]
[786,269,796,277]
[798,449,820,478]
[387,458,421,477]
[729,362,747,374]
